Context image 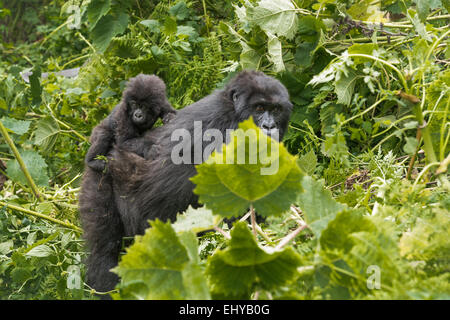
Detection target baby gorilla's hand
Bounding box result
[87,159,107,172]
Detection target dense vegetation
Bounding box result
[0,0,449,300]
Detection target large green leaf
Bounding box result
[91,13,129,53]
[191,118,303,218]
[33,117,60,153]
[247,0,299,40]
[6,149,49,187]
[1,117,31,136]
[205,221,302,298]
[297,176,345,238]
[112,220,210,300]
[86,0,111,31]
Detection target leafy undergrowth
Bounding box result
[0,0,449,299]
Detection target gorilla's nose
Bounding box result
[262,123,276,130]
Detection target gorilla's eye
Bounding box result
[255,105,264,112]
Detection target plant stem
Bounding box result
[0,120,42,200]
[0,200,82,233]
[250,204,257,238]
[275,224,308,250]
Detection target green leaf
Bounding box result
[113,220,210,300]
[11,267,32,283]
[240,42,261,70]
[334,69,358,105]
[140,19,160,33]
[169,1,190,20]
[172,206,218,233]
[33,117,60,153]
[29,66,42,106]
[91,13,129,53]
[191,118,303,218]
[6,149,49,187]
[267,33,285,72]
[1,117,31,136]
[416,0,430,22]
[26,244,54,257]
[297,150,317,176]
[163,16,177,35]
[0,239,13,254]
[403,137,418,155]
[205,221,302,297]
[247,0,299,40]
[297,176,346,238]
[86,0,111,30]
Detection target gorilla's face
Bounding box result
[230,72,293,140]
[127,98,160,131]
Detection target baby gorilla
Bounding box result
[85,74,176,172]
[80,74,175,294]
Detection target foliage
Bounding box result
[0,0,449,299]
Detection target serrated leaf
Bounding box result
[297,176,345,237]
[86,0,111,30]
[172,206,218,233]
[335,69,358,105]
[191,118,303,218]
[267,33,285,72]
[247,0,298,40]
[240,41,261,70]
[297,150,317,176]
[113,220,210,300]
[169,1,189,20]
[6,149,49,187]
[33,117,60,152]
[1,117,31,136]
[26,244,54,257]
[91,13,129,53]
[140,19,160,33]
[205,221,302,297]
[0,239,13,254]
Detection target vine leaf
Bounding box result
[205,221,302,298]
[112,220,210,300]
[191,118,303,218]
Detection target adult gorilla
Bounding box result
[80,70,293,293]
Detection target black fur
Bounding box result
[85,73,176,171]
[80,70,293,293]
[79,74,175,294]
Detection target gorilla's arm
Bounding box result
[85,116,114,172]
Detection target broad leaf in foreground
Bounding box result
[191,118,303,218]
[206,221,302,298]
[247,0,299,40]
[112,220,210,300]
[297,176,345,238]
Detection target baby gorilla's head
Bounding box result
[123,74,170,130]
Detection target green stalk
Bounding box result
[0,200,82,233]
[0,120,42,200]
